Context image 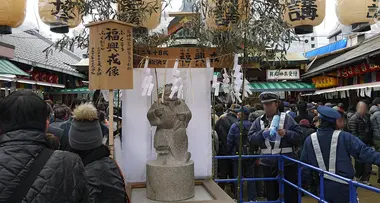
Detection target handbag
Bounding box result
[7,148,53,203]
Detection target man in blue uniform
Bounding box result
[249,92,303,202]
[301,106,380,203]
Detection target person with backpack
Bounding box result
[227,106,256,202]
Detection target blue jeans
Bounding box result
[233,160,257,201]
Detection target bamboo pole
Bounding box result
[109,89,114,158]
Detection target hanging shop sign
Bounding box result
[86,20,134,90]
[22,71,60,84]
[312,76,338,89]
[39,0,82,34]
[336,0,379,31]
[266,69,300,80]
[0,0,27,34]
[337,63,380,78]
[282,0,326,34]
[134,47,229,68]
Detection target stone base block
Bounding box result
[146,160,195,202]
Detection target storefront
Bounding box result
[302,34,380,105]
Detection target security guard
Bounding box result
[249,92,303,202]
[301,106,380,203]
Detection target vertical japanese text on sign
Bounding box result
[87,20,134,90]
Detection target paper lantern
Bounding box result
[282,0,326,34]
[336,0,379,32]
[0,0,27,34]
[205,0,247,30]
[119,0,162,30]
[39,0,82,34]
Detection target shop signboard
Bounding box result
[337,63,380,78]
[134,47,230,68]
[266,69,300,80]
[86,20,134,90]
[312,76,338,89]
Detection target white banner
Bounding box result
[266,69,300,80]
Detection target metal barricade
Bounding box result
[214,155,380,203]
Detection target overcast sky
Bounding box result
[19,0,338,44]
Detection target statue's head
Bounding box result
[158,84,177,101]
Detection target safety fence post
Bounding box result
[278,156,285,203]
[319,172,324,201]
[349,181,358,203]
[297,164,302,203]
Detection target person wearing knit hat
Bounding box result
[69,103,128,203]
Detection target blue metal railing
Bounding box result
[214,155,380,203]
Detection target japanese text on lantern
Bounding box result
[288,0,318,22]
[87,20,134,90]
[367,1,380,19]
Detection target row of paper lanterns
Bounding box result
[0,0,379,35]
[0,0,161,34]
[205,0,380,34]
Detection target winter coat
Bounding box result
[50,119,65,128]
[348,113,372,144]
[0,130,89,203]
[249,113,303,167]
[227,120,253,154]
[74,146,127,203]
[370,105,380,141]
[58,118,73,151]
[215,113,238,155]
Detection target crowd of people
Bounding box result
[0,90,128,203]
[214,92,380,202]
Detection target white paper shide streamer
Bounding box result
[232,54,252,103]
[209,58,220,96]
[170,59,184,99]
[141,58,154,97]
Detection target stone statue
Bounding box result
[146,83,195,201]
[147,83,192,165]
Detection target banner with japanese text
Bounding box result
[266,69,300,80]
[134,47,231,68]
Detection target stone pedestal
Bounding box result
[146,160,195,202]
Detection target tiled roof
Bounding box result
[0,29,85,78]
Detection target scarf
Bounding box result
[72,145,111,167]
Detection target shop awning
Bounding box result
[52,87,91,94]
[311,82,380,95]
[0,59,29,76]
[249,82,315,92]
[303,35,380,78]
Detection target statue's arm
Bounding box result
[147,102,162,125]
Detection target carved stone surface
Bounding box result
[147,84,192,166]
[146,160,194,201]
[146,84,194,201]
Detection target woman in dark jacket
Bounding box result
[69,103,128,203]
[0,91,88,203]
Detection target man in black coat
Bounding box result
[215,104,238,195]
[348,101,372,185]
[0,90,88,203]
